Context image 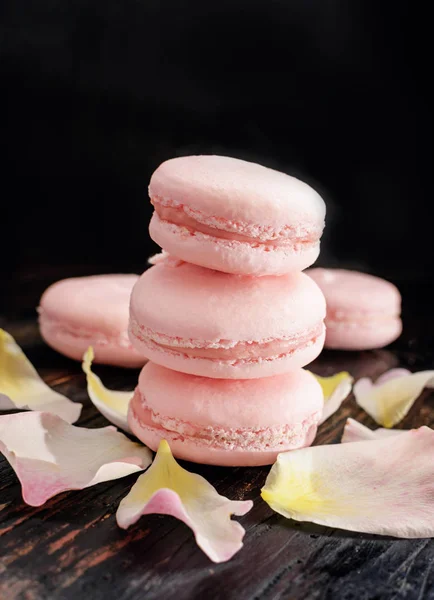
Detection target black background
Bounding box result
[2,0,433,316]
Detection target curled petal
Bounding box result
[354,369,434,428]
[342,418,406,443]
[310,372,353,424]
[117,439,253,563]
[0,412,152,506]
[375,368,412,385]
[82,347,132,433]
[148,252,184,267]
[148,251,170,265]
[0,329,81,423]
[261,427,434,538]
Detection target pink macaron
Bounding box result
[306,268,402,350]
[38,274,146,367]
[129,260,326,379]
[129,362,323,466]
[149,155,326,276]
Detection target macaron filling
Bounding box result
[130,388,321,451]
[326,310,401,330]
[130,319,325,364]
[151,197,322,250]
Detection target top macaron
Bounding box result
[149,155,326,276]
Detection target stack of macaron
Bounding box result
[127,155,328,466]
[36,154,403,466]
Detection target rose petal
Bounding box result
[0,329,82,423]
[261,426,434,538]
[375,368,412,385]
[116,439,253,563]
[342,418,406,443]
[0,411,152,506]
[148,251,170,264]
[82,347,132,433]
[148,252,184,267]
[354,369,434,428]
[310,372,353,424]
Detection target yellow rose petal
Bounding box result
[262,427,434,538]
[310,371,353,424]
[82,347,133,433]
[354,368,434,428]
[0,329,81,423]
[117,440,253,563]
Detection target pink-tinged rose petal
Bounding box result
[262,427,434,538]
[117,440,253,563]
[375,368,412,385]
[148,252,184,267]
[0,412,152,506]
[354,369,434,428]
[342,418,406,443]
[310,372,353,425]
[0,329,81,423]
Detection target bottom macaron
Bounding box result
[128,362,323,466]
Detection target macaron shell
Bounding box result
[324,318,403,351]
[306,268,401,315]
[38,274,146,367]
[40,274,139,334]
[130,262,326,343]
[137,363,324,428]
[150,213,321,276]
[149,155,325,230]
[39,317,145,367]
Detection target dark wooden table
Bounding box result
[1,279,433,600]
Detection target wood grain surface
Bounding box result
[1,283,434,600]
